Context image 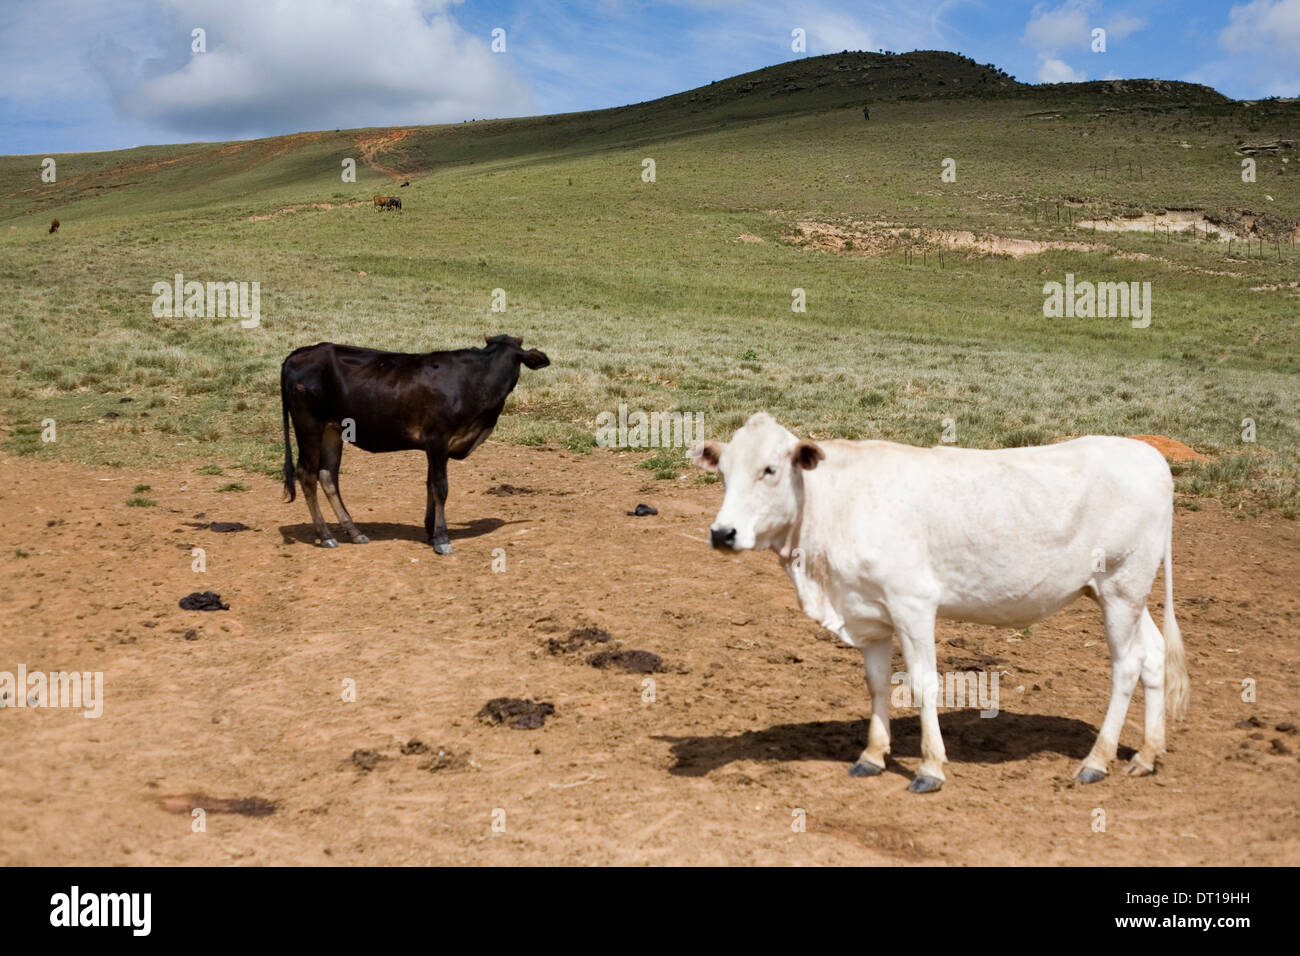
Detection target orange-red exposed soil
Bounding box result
[1129,435,1212,462]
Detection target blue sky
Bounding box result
[2,0,1297,155]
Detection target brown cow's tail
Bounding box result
[281,360,296,503]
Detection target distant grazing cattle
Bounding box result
[862,105,870,120]
[692,413,1187,793]
[49,219,59,234]
[373,195,389,209]
[281,335,550,552]
[386,196,401,211]
[400,180,410,187]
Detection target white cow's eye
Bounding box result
[762,465,776,477]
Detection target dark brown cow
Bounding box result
[49,219,59,234]
[385,196,401,211]
[280,335,550,551]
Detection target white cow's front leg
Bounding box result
[895,606,947,793]
[850,638,893,777]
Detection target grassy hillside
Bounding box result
[1,51,1297,514]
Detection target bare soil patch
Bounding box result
[1129,435,1212,462]
[785,219,1106,258]
[0,445,1296,864]
[355,128,416,182]
[1077,208,1300,244]
[248,200,367,222]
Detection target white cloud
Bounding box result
[1022,1,1145,68]
[805,14,877,53]
[1207,0,1300,97]
[101,0,531,137]
[1036,55,1086,82]
[1105,14,1146,41]
[1024,1,1092,52]
[1221,0,1300,53]
[1021,2,1149,85]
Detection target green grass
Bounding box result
[1,52,1297,513]
[640,449,689,480]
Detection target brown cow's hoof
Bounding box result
[849,760,884,777]
[1076,767,1107,784]
[432,542,453,555]
[907,775,944,793]
[320,538,339,549]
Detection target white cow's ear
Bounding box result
[793,441,824,470]
[688,441,724,471]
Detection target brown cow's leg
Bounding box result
[318,425,368,544]
[425,451,452,554]
[295,431,336,548]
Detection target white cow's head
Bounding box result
[689,412,823,552]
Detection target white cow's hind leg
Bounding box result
[894,607,946,793]
[1078,595,1145,783]
[850,639,893,777]
[1126,609,1167,776]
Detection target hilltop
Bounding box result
[0,50,1254,221]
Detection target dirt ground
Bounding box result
[1,443,1296,865]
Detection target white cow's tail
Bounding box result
[1163,520,1188,721]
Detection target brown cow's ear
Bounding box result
[689,441,724,472]
[793,441,824,470]
[521,348,549,369]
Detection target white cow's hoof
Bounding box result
[432,542,453,555]
[1125,758,1155,777]
[320,537,339,549]
[1076,766,1107,784]
[849,760,885,777]
[351,533,370,545]
[907,775,944,793]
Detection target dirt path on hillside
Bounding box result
[248,200,368,222]
[355,128,414,182]
[0,446,1296,865]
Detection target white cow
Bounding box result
[691,413,1187,793]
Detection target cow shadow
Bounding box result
[654,710,1130,780]
[277,516,512,546]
